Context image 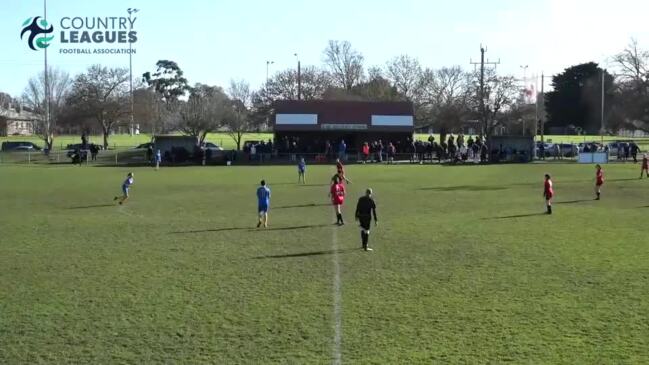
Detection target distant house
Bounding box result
[0,107,39,136]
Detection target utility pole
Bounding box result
[266,60,274,87]
[44,0,50,150]
[127,8,139,136]
[540,73,545,145]
[470,45,500,138]
[294,53,301,101]
[601,69,606,143]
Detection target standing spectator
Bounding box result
[338,140,347,161]
[90,144,99,161]
[361,142,370,164]
[553,144,561,160]
[624,142,630,161]
[325,140,332,161]
[250,143,257,161]
[377,140,384,163]
[387,142,396,164]
[155,149,162,170]
[641,154,649,179]
[267,139,274,160]
[146,145,154,163]
[630,142,639,163]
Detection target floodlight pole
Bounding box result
[127,8,139,136]
[44,0,50,149]
[600,69,605,144]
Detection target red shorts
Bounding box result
[332,197,344,205]
[596,180,604,186]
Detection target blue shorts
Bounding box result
[122,186,129,196]
[298,168,305,173]
[258,204,268,213]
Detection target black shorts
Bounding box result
[358,216,371,230]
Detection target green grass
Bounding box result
[0,133,273,151]
[1,162,649,363]
[3,133,649,152]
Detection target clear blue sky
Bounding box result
[1,0,648,97]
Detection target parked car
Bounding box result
[1,141,42,152]
[65,143,103,151]
[243,140,261,153]
[134,142,153,149]
[577,142,604,152]
[535,142,553,157]
[203,142,224,151]
[557,143,578,157]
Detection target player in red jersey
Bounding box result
[594,164,604,200]
[330,175,346,225]
[331,158,352,184]
[543,174,554,214]
[641,154,649,179]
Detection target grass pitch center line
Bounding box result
[331,227,342,365]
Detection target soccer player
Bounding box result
[155,149,162,170]
[332,158,351,184]
[256,180,271,228]
[297,157,306,184]
[595,164,604,200]
[641,154,649,179]
[543,174,554,214]
[330,175,346,225]
[355,188,378,251]
[114,172,134,205]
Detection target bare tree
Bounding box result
[613,39,649,84]
[469,69,519,139]
[226,80,253,150]
[323,40,364,90]
[22,67,71,150]
[613,39,649,131]
[67,65,130,148]
[385,55,425,103]
[417,66,472,131]
[179,84,228,144]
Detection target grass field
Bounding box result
[1,162,649,363]
[2,133,649,152]
[0,133,272,151]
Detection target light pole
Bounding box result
[520,65,528,103]
[265,60,274,87]
[127,8,139,136]
[43,0,50,150]
[294,53,301,101]
[600,69,606,143]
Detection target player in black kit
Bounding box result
[355,188,378,251]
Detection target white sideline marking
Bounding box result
[332,227,342,365]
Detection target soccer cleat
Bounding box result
[364,247,373,251]
[257,222,262,228]
[114,196,118,201]
[119,201,123,205]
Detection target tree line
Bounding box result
[2,39,648,151]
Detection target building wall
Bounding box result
[6,120,35,136]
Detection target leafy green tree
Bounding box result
[545,62,615,133]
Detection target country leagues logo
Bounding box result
[21,16,54,51]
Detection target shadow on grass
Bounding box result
[274,203,329,209]
[419,185,507,192]
[483,212,547,220]
[555,199,593,205]
[172,223,330,234]
[67,204,115,209]
[259,224,331,231]
[297,183,330,187]
[171,227,251,234]
[253,248,357,259]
